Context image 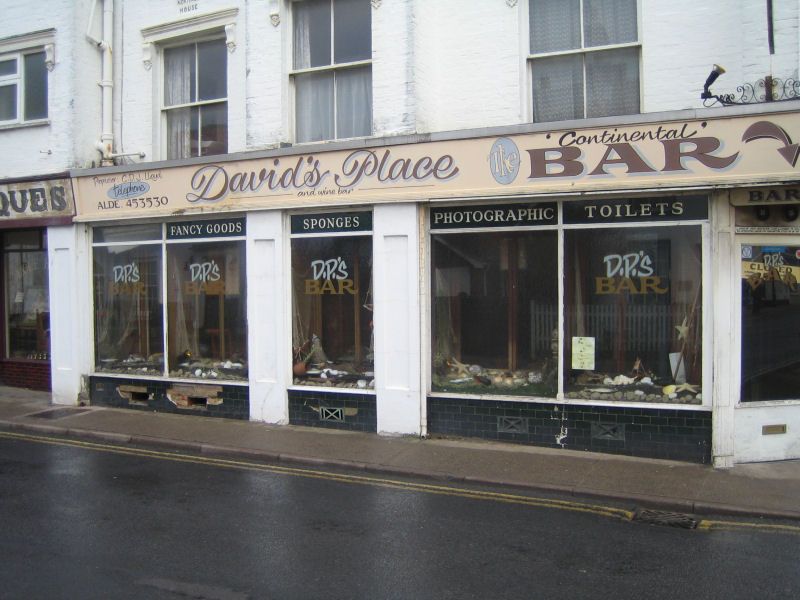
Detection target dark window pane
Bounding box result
[199,102,228,156]
[0,83,17,121]
[94,224,162,243]
[4,230,43,250]
[23,52,47,120]
[334,0,371,63]
[431,231,558,397]
[583,0,638,47]
[530,0,580,53]
[336,66,371,138]
[0,58,17,76]
[164,44,196,105]
[293,0,332,68]
[295,70,334,142]
[564,226,703,404]
[93,244,164,374]
[740,245,800,401]
[585,47,639,118]
[532,54,583,122]
[166,241,248,380]
[166,106,199,159]
[4,241,49,359]
[197,39,227,101]
[291,235,373,387]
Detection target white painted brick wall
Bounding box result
[0,0,101,179]
[8,0,792,176]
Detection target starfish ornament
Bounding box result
[675,383,699,394]
[675,318,689,341]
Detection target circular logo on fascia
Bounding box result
[489,137,520,185]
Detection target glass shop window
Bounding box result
[93,243,164,374]
[166,241,247,380]
[291,236,373,388]
[564,226,702,404]
[3,229,49,360]
[431,231,559,397]
[740,244,800,402]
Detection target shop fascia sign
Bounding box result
[0,177,75,223]
[73,112,800,220]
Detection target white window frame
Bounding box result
[141,9,238,160]
[159,35,229,160]
[527,0,642,123]
[289,0,373,143]
[0,29,53,127]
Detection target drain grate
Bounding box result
[498,416,528,434]
[320,407,344,422]
[29,407,91,420]
[632,508,698,529]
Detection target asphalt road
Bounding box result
[0,432,798,600]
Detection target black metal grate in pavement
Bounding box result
[28,408,92,420]
[632,508,698,529]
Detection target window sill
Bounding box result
[0,119,50,132]
[288,384,376,396]
[91,371,249,387]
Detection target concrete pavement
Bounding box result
[1,385,798,521]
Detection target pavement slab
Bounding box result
[1,386,799,520]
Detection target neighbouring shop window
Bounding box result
[431,231,559,397]
[291,234,373,388]
[3,230,49,360]
[564,226,702,404]
[740,245,800,402]
[167,241,247,380]
[529,0,639,122]
[92,219,247,381]
[292,0,372,142]
[163,39,228,159]
[0,50,48,124]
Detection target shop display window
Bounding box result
[3,229,49,360]
[431,231,558,397]
[740,244,800,402]
[94,243,163,374]
[92,220,247,381]
[291,235,373,388]
[564,226,702,404]
[166,241,247,380]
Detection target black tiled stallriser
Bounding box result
[427,397,712,463]
[288,389,377,432]
[90,376,249,420]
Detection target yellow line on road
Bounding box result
[3,430,799,534]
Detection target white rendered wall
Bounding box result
[642,0,799,113]
[734,405,800,462]
[48,224,92,405]
[373,203,422,435]
[0,0,100,178]
[246,210,290,423]
[115,0,249,161]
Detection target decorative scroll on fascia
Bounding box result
[506,0,519,6]
[44,43,55,71]
[269,0,280,26]
[371,0,381,8]
[142,42,153,70]
[225,23,236,52]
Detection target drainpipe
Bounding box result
[93,0,114,166]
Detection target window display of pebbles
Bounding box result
[96,354,163,376]
[567,373,701,405]
[169,358,248,381]
[293,366,374,389]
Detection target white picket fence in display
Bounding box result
[530,303,673,354]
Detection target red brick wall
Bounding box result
[0,360,51,391]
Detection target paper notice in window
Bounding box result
[571,337,595,371]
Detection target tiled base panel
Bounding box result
[288,389,377,432]
[1,360,51,391]
[428,396,712,463]
[90,376,249,420]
